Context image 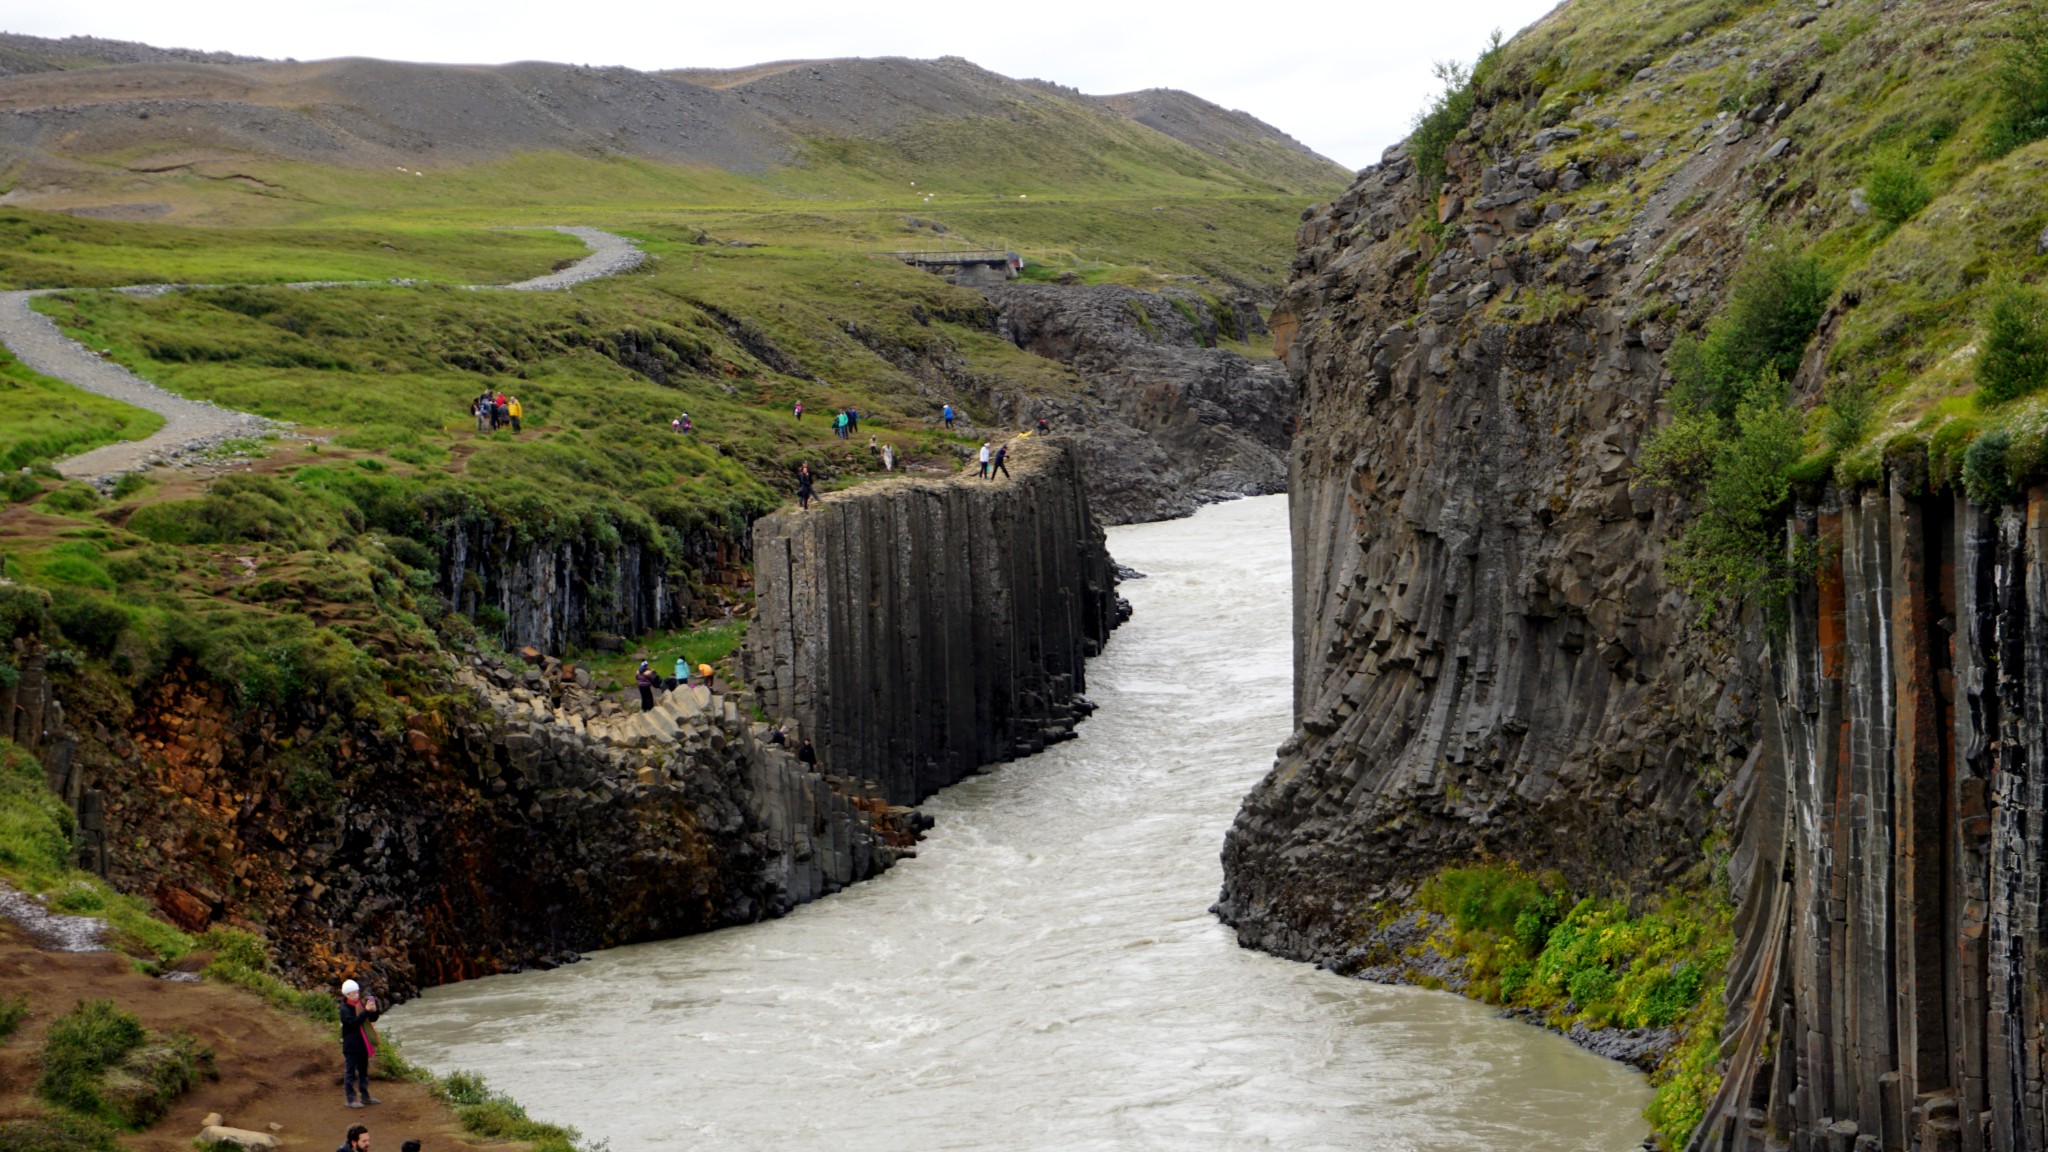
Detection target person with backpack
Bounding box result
[339,979,380,1108]
[794,400,804,421]
[991,441,1011,479]
[846,408,859,435]
[492,393,509,431]
[473,394,491,434]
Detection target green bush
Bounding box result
[36,999,144,1115]
[1648,372,1812,619]
[97,1033,214,1127]
[1410,32,1502,188]
[1669,244,1832,420]
[1991,0,2048,156]
[1963,429,2019,507]
[0,992,28,1039]
[48,589,129,658]
[1863,152,1931,229]
[1977,284,2048,405]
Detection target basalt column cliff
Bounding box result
[744,439,1122,804]
[1214,143,1748,961]
[1216,1,2048,1149]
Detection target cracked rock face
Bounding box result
[1213,136,1772,967]
[744,439,1122,805]
[981,283,1292,525]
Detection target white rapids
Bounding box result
[388,494,1651,1151]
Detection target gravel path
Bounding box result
[0,228,643,482]
[0,879,105,951]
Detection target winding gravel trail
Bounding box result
[0,227,644,482]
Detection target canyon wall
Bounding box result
[437,516,743,654]
[53,645,919,997]
[743,438,1122,804]
[1212,8,2048,1151]
[1700,479,2047,1152]
[1214,129,1762,961]
[982,283,1293,524]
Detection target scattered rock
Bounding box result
[1763,136,1792,160]
[198,1125,279,1150]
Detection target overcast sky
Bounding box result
[9,1,1562,170]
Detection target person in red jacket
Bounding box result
[339,979,380,1108]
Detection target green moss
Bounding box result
[199,928,340,1025]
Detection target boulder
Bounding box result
[199,1125,279,1150]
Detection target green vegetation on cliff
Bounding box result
[1411,867,1732,1149]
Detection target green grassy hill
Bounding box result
[0,37,1340,752]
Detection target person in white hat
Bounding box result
[339,978,381,1108]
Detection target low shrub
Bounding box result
[1413,865,1733,1149]
[1863,152,1931,229]
[97,1033,214,1127]
[0,992,28,1039]
[432,1069,582,1152]
[1977,284,2048,405]
[0,1113,124,1152]
[1668,243,1832,420]
[1991,0,2048,156]
[36,999,144,1115]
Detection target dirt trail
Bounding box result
[0,227,643,483]
[0,926,502,1152]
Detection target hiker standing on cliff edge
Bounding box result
[339,979,380,1108]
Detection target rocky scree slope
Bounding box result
[981,283,1290,524]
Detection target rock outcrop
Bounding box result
[1214,127,1764,963]
[57,644,922,997]
[982,283,1292,524]
[744,438,1122,804]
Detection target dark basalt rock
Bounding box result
[743,439,1121,804]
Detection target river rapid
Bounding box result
[389,494,1651,1151]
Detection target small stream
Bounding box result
[389,494,1650,1151]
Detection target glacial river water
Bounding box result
[389,495,1651,1151]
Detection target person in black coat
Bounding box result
[339,980,380,1107]
[797,738,817,768]
[636,661,658,712]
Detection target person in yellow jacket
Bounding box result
[508,396,524,433]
